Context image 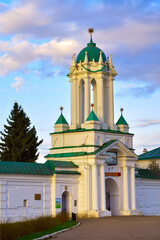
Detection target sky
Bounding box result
[0,0,160,163]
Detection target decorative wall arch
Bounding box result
[62,191,71,213]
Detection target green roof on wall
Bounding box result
[0,160,80,176]
[0,161,53,175]
[135,168,160,179]
[138,147,160,160]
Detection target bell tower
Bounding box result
[68,29,118,130]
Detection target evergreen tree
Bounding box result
[0,102,43,162]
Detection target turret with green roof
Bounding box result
[81,104,101,130]
[54,107,69,132]
[116,108,129,133]
[86,110,99,122]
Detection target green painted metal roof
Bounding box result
[0,160,80,176]
[45,140,118,159]
[0,161,53,175]
[86,110,99,121]
[50,127,134,136]
[135,168,160,179]
[53,170,80,175]
[77,39,106,63]
[45,152,87,158]
[94,139,117,154]
[46,160,79,168]
[49,145,99,150]
[116,114,128,125]
[55,113,68,125]
[138,147,160,160]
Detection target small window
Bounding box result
[74,200,77,207]
[35,194,41,200]
[24,199,28,207]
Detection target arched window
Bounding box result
[90,79,97,114]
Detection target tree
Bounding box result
[148,160,160,170]
[0,102,43,162]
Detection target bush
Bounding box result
[0,213,69,240]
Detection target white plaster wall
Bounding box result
[51,130,133,152]
[0,174,52,222]
[136,178,160,215]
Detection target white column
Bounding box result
[71,79,77,126]
[122,166,129,211]
[51,176,56,216]
[92,165,98,210]
[100,164,106,211]
[98,78,104,122]
[84,78,90,121]
[108,75,114,128]
[130,166,136,210]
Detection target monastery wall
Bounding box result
[136,178,160,215]
[0,175,52,222]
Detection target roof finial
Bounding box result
[88,28,94,41]
[91,103,94,110]
[120,108,124,115]
[60,106,63,114]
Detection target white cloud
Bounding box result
[134,119,160,127]
[11,76,23,92]
[0,1,50,35]
[134,131,160,155]
[97,19,160,53]
[0,38,79,76]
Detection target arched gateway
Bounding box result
[62,191,71,213]
[105,178,120,216]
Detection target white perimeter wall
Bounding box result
[0,174,52,222]
[136,178,160,215]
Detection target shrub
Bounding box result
[0,213,69,240]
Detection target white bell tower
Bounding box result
[68,28,118,130]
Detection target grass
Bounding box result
[0,213,77,240]
[17,221,78,240]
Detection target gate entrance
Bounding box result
[62,191,70,212]
[105,178,120,215]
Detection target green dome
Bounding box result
[77,39,106,63]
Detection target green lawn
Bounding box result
[17,221,78,240]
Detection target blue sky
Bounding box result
[0,0,160,162]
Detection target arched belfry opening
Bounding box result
[79,79,85,124]
[90,79,97,115]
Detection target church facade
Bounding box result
[0,30,160,222]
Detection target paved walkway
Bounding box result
[52,216,160,240]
